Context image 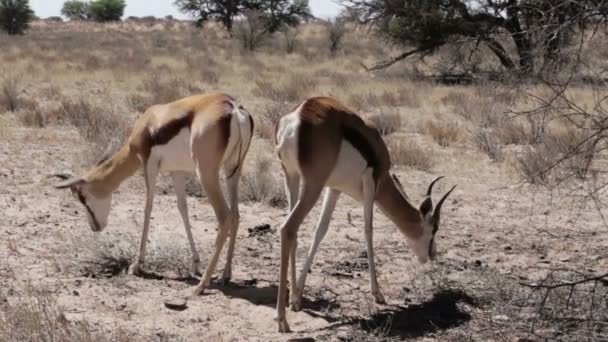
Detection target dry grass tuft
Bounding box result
[426,120,463,147]
[17,98,47,128]
[0,285,121,341]
[387,138,432,171]
[516,126,595,184]
[495,120,531,145]
[253,74,315,104]
[1,74,22,112]
[442,91,505,127]
[475,128,503,162]
[368,110,403,136]
[59,95,129,160]
[240,154,287,208]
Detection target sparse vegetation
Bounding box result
[240,154,287,207]
[1,13,606,341]
[387,137,432,171]
[0,74,21,112]
[0,285,104,341]
[426,120,462,147]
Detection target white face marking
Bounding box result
[78,188,112,232]
[406,218,435,263]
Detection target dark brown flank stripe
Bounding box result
[149,110,195,146]
[341,117,381,181]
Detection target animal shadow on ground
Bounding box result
[213,280,340,312]
[310,289,476,339]
[80,256,198,285]
[356,289,476,338]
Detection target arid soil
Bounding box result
[1,20,608,342]
[2,120,607,341]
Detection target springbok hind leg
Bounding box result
[192,165,232,296]
[220,167,242,285]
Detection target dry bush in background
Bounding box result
[0,285,127,342]
[475,128,503,162]
[60,95,130,161]
[426,120,463,147]
[367,110,403,136]
[17,97,47,128]
[240,154,286,208]
[282,26,299,54]
[0,74,21,112]
[325,18,346,54]
[387,138,432,171]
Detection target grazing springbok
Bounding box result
[50,93,254,295]
[273,96,456,332]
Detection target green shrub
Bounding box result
[0,0,34,35]
[88,0,125,22]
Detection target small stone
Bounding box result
[492,315,509,321]
[164,297,188,311]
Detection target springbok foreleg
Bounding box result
[291,187,340,312]
[171,172,201,276]
[129,159,159,275]
[362,168,385,304]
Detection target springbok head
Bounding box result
[393,174,456,263]
[49,173,112,232]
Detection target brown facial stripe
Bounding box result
[247,112,254,138]
[77,192,100,231]
[342,122,381,181]
[149,111,195,147]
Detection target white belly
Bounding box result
[327,140,367,201]
[151,128,196,173]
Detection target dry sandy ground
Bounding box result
[1,118,607,341]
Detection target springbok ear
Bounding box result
[419,197,433,219]
[48,173,83,189]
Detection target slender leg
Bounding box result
[291,187,340,311]
[362,168,385,304]
[283,168,300,305]
[276,182,324,333]
[171,172,201,276]
[220,167,241,285]
[193,165,233,296]
[128,159,159,275]
[284,168,300,211]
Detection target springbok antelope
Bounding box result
[274,96,456,332]
[49,93,254,295]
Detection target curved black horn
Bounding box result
[47,173,73,180]
[432,185,457,223]
[426,176,445,197]
[47,173,83,189]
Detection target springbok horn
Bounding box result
[47,173,73,180]
[47,173,83,189]
[426,176,445,197]
[432,185,457,224]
